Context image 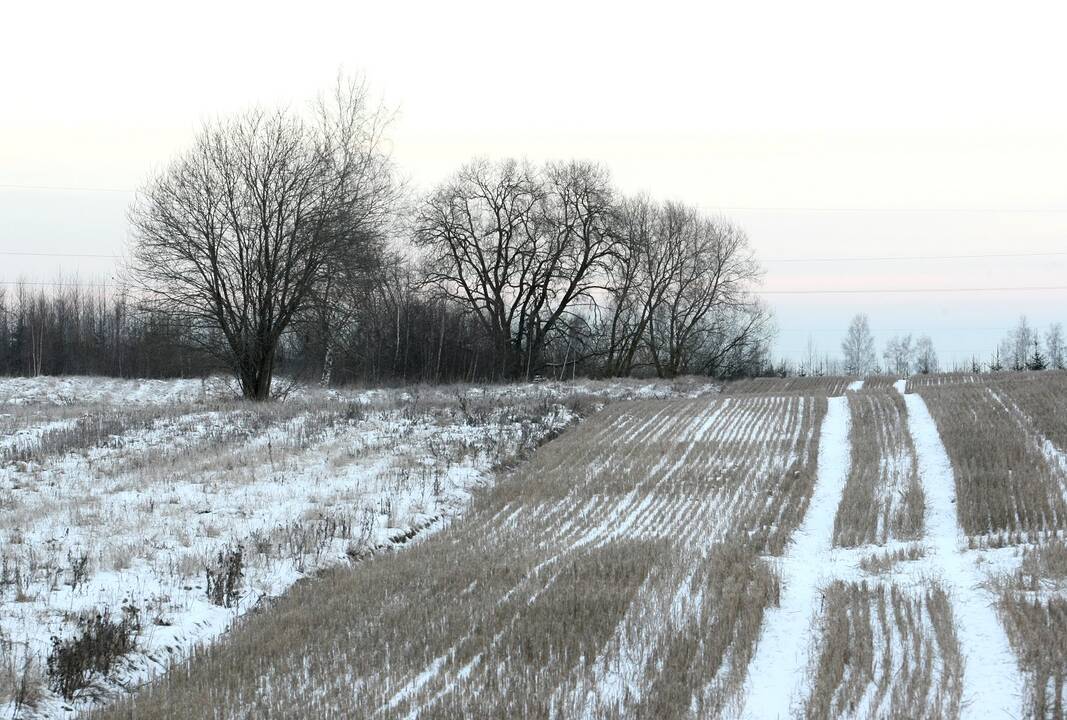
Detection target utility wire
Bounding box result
[0,183,134,193]
[699,204,1067,214]
[2,248,1067,264]
[764,250,1067,263]
[759,285,1067,295]
[0,250,122,258]
[0,281,116,287]
[2,279,1066,295]
[4,182,1067,214]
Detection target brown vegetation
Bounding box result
[803,581,962,719]
[999,595,1067,718]
[834,391,924,546]
[917,381,1067,538]
[93,392,826,718]
[721,375,855,396]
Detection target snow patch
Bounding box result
[739,395,851,719]
[900,386,1025,719]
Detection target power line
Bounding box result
[4,182,1067,215]
[758,285,1067,295]
[1,248,1065,264]
[0,281,116,287]
[0,250,122,259]
[0,183,134,193]
[699,204,1067,214]
[776,327,1014,333]
[1,279,1065,296]
[764,250,1067,263]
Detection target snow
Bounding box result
[741,384,1027,718]
[900,386,1026,719]
[2,374,1040,717]
[0,374,720,408]
[740,395,851,719]
[0,375,719,719]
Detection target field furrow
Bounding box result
[89,392,825,719]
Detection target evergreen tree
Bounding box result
[989,347,1004,372]
[1027,337,1047,371]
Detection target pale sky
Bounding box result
[3,0,1067,366]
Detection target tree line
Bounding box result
[788,313,1067,377]
[3,79,772,398]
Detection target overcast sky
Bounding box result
[4,0,1067,365]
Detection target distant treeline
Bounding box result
[785,314,1066,378]
[0,282,522,384]
[3,81,776,394]
[0,278,773,385]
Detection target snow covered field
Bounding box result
[6,371,1067,719]
[0,375,715,718]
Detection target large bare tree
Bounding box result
[647,208,764,377]
[414,158,615,379]
[128,79,397,399]
[598,198,767,378]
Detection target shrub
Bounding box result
[46,604,141,700]
[205,545,244,608]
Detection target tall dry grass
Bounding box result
[721,376,855,396]
[833,391,924,546]
[93,392,827,718]
[803,581,962,720]
[1,383,598,715]
[999,595,1067,718]
[918,383,1067,538]
[987,372,1067,456]
[860,375,902,391]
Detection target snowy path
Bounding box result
[739,396,851,719]
[740,383,1023,719]
[900,386,1025,720]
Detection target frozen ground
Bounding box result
[740,396,851,719]
[737,378,1032,719]
[902,388,1024,718]
[0,375,717,719]
[4,373,1060,719]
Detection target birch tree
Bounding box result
[841,314,877,375]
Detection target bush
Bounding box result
[205,545,244,608]
[46,604,140,700]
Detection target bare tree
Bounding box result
[646,207,764,378]
[841,314,877,375]
[129,78,397,399]
[800,336,822,376]
[914,335,938,374]
[882,334,914,375]
[1002,315,1033,372]
[597,195,663,376]
[1046,322,1065,370]
[415,158,615,379]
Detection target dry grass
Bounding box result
[721,376,855,396]
[834,391,924,547]
[858,545,926,574]
[987,372,1067,458]
[92,392,827,718]
[620,544,779,720]
[1,381,626,715]
[999,595,1067,718]
[1020,541,1067,586]
[860,375,902,391]
[918,382,1067,538]
[803,581,963,719]
[906,370,1066,392]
